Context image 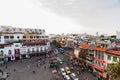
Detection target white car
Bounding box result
[64,75,71,80]
[70,73,78,80]
[60,68,66,76]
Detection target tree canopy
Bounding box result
[108,62,120,80]
[51,40,61,48]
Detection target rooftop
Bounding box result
[106,50,120,56]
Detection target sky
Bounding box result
[0,0,120,35]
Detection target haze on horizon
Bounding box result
[0,0,120,35]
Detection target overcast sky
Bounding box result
[0,0,120,35]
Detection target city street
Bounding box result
[0,50,97,80]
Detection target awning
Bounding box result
[94,57,105,63]
[0,56,4,58]
[92,64,104,72]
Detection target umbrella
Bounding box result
[50,57,56,60]
[52,70,57,74]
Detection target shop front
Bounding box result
[92,64,106,79]
[14,49,20,60]
[0,56,4,64]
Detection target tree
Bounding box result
[108,62,120,80]
[51,40,61,48]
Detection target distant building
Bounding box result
[116,31,120,39]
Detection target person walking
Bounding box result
[27,65,30,70]
[44,65,46,69]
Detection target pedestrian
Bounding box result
[13,68,16,72]
[27,65,30,69]
[44,65,46,69]
[5,65,7,69]
[36,63,38,67]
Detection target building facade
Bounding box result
[0,26,50,62]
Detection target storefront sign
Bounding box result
[0,56,4,58]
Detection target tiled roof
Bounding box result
[80,43,89,49]
[94,47,106,52]
[106,50,120,56]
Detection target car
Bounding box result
[70,73,78,80]
[60,68,66,76]
[61,58,65,62]
[65,67,71,75]
[56,57,63,64]
[64,75,71,80]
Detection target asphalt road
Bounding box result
[0,49,97,80]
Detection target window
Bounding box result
[23,36,26,38]
[32,48,34,52]
[28,49,30,52]
[95,50,97,57]
[10,36,14,39]
[4,36,9,39]
[17,36,20,39]
[30,36,33,38]
[36,48,39,52]
[113,56,117,62]
[36,36,39,38]
[107,55,111,60]
[101,53,104,60]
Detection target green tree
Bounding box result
[51,40,61,48]
[108,62,120,80]
[100,35,104,38]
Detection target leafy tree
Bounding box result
[51,40,61,48]
[108,62,120,80]
[100,35,104,38]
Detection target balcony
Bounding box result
[93,57,105,63]
[92,64,104,72]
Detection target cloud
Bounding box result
[35,0,120,34]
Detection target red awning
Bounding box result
[94,57,106,63]
[80,44,89,49]
[94,47,106,52]
[92,64,104,72]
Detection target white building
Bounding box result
[116,31,120,39]
[0,26,50,62]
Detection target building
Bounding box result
[86,44,95,71]
[116,31,120,40]
[0,26,50,62]
[92,40,111,78]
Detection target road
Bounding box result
[0,49,97,80]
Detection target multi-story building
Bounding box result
[92,41,111,78]
[0,26,50,62]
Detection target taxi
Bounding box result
[65,67,71,75]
